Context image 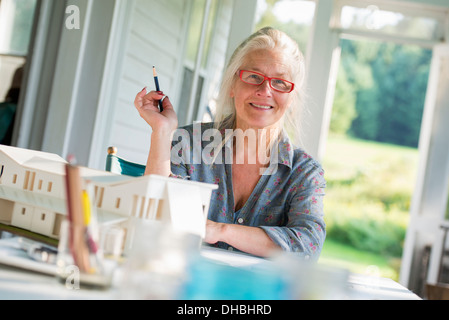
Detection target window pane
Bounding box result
[255,0,315,54]
[201,0,218,68]
[178,67,205,127]
[446,187,449,220]
[0,0,37,55]
[340,5,442,41]
[178,67,194,127]
[192,75,204,120]
[185,0,207,63]
[181,0,221,125]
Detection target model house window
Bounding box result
[23,170,30,190]
[131,195,139,218]
[29,171,35,191]
[177,0,219,126]
[95,186,104,208]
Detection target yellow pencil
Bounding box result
[81,190,91,226]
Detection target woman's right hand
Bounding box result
[134,88,178,133]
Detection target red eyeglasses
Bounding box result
[238,70,295,93]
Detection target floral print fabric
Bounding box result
[170,122,326,260]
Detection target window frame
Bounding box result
[331,0,448,48]
[178,0,220,126]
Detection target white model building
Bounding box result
[0,145,217,246]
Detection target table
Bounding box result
[0,237,421,300]
[347,273,421,300]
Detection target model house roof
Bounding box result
[0,145,121,179]
[0,145,66,166]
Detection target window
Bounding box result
[95,186,104,208]
[446,183,449,221]
[255,0,316,59]
[332,1,447,46]
[23,170,30,190]
[178,0,219,127]
[0,0,37,55]
[29,172,35,191]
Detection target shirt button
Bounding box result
[228,247,234,251]
[238,218,244,224]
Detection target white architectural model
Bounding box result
[0,145,217,247]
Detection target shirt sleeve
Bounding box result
[260,165,326,261]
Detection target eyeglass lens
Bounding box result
[240,71,293,93]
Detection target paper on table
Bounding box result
[0,238,57,275]
[165,181,206,238]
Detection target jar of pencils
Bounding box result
[57,220,123,290]
[56,162,124,290]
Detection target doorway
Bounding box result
[321,37,432,281]
[0,0,37,146]
[254,0,443,286]
[318,1,446,292]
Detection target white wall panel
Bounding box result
[107,0,189,164]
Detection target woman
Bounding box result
[134,27,326,260]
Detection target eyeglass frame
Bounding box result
[238,70,295,93]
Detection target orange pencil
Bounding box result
[64,161,90,272]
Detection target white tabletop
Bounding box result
[0,238,421,300]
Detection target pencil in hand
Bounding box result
[153,66,164,112]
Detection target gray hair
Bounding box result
[214,27,306,146]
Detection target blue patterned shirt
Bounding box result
[170,122,326,260]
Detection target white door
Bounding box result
[400,44,449,288]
